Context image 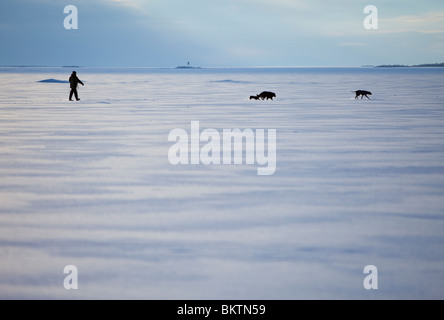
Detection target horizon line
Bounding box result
[0,65,375,69]
[1,63,443,69]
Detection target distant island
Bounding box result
[376,62,444,68]
[175,61,202,69]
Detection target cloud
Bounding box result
[337,42,368,47]
[379,11,444,34]
[102,0,151,14]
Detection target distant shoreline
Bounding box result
[375,63,444,68]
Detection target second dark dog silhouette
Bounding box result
[354,90,372,99]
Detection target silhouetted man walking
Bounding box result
[69,71,84,101]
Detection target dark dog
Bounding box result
[354,90,372,99]
[250,95,260,100]
[257,91,276,100]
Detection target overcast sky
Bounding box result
[1,0,443,67]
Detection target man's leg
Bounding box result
[74,89,80,101]
[69,89,74,101]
